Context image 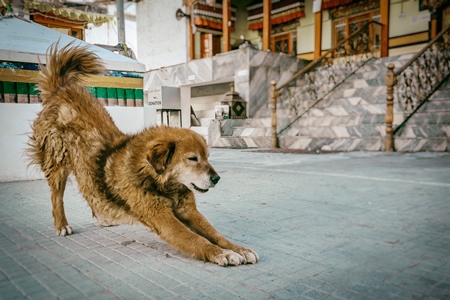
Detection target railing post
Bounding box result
[385,64,396,151]
[270,80,279,148]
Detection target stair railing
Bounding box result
[270,21,383,148]
[385,26,450,151]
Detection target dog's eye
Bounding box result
[188,156,198,162]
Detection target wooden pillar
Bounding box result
[189,4,195,60]
[314,10,322,59]
[270,80,279,148]
[385,64,396,151]
[263,0,272,51]
[222,0,231,52]
[380,0,389,57]
[431,12,437,39]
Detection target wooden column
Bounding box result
[222,0,231,52]
[431,12,437,39]
[262,0,272,50]
[270,80,279,148]
[314,10,322,59]
[385,64,396,151]
[380,0,389,57]
[189,4,195,60]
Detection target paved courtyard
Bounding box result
[1,149,450,300]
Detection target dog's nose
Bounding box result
[210,174,220,184]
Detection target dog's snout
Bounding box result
[210,174,220,185]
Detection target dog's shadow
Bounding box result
[74,224,191,260]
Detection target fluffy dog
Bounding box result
[28,42,258,266]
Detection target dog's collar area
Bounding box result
[192,183,209,193]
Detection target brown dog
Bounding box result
[28,42,258,266]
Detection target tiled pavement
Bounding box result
[1,149,450,300]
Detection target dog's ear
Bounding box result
[146,141,176,174]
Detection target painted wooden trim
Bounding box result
[380,0,389,57]
[314,11,322,59]
[388,32,429,48]
[0,69,143,88]
[222,0,231,52]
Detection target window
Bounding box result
[271,31,297,55]
[332,10,380,56]
[32,12,85,40]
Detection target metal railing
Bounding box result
[270,21,383,147]
[385,26,450,151]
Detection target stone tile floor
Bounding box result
[1,149,449,299]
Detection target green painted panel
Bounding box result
[135,89,143,100]
[96,87,107,98]
[29,83,39,95]
[17,82,29,95]
[3,82,16,93]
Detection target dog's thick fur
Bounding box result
[28,42,258,266]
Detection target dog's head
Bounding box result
[146,128,220,193]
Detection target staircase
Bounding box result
[392,77,450,151]
[278,56,411,151]
[209,57,450,152]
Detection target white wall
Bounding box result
[0,104,149,182]
[389,1,429,37]
[0,104,42,182]
[297,0,319,54]
[136,0,188,70]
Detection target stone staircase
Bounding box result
[393,78,450,151]
[208,54,450,152]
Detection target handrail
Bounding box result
[393,77,449,135]
[277,20,382,90]
[385,26,450,151]
[394,27,450,77]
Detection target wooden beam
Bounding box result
[222,0,231,52]
[0,68,143,89]
[262,0,272,51]
[380,0,389,57]
[314,10,322,59]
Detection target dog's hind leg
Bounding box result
[48,168,73,236]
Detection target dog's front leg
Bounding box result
[147,208,246,266]
[175,196,259,264]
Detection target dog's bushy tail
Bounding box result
[38,41,105,101]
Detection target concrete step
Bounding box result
[394,137,448,152]
[284,124,385,139]
[230,127,271,137]
[279,136,384,151]
[395,124,450,138]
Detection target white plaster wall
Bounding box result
[105,106,146,134]
[297,0,315,54]
[0,104,148,182]
[297,3,332,54]
[321,11,332,51]
[85,4,138,59]
[136,0,188,70]
[0,104,42,182]
[389,1,429,37]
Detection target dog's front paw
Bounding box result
[236,248,259,264]
[56,225,73,236]
[210,249,245,267]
